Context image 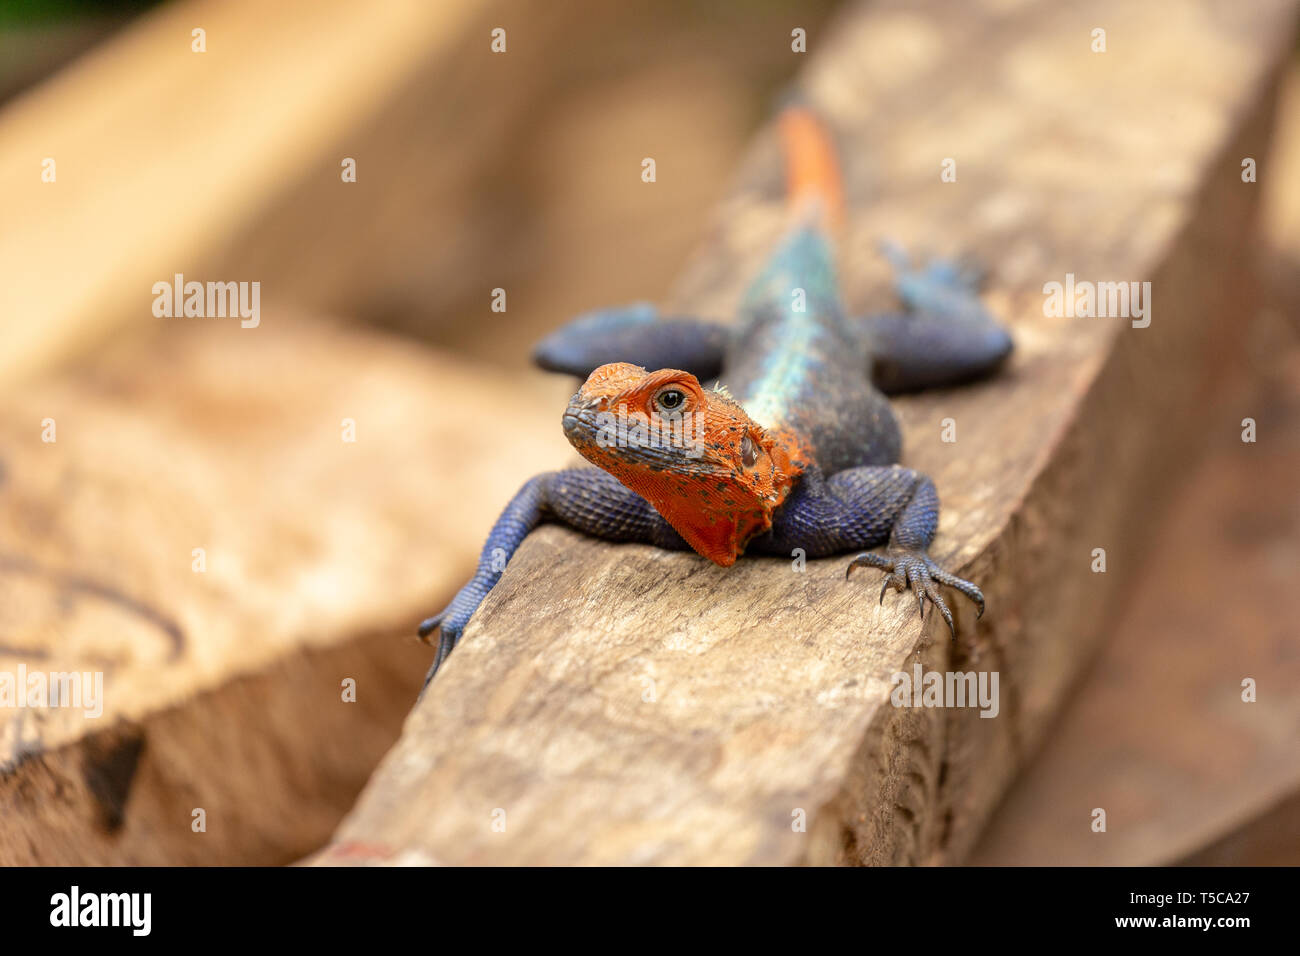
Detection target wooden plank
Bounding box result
[0,319,573,864]
[318,0,1299,865]
[969,217,1300,865]
[0,0,483,385]
[968,365,1300,865]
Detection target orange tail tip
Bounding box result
[779,105,844,232]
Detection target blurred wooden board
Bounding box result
[971,63,1300,868]
[969,284,1300,867]
[0,319,572,864]
[217,0,842,366]
[317,0,1298,865]
[0,0,835,392]
[0,0,483,385]
[970,360,1300,865]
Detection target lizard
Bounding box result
[417,105,1012,687]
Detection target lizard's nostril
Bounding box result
[562,396,603,438]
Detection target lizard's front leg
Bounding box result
[757,465,983,635]
[418,466,686,688]
[532,303,729,382]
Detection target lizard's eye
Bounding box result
[654,388,687,415]
[740,435,758,467]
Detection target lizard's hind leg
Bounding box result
[861,243,1013,394]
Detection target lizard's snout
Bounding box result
[562,393,605,444]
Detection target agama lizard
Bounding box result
[418,106,1012,684]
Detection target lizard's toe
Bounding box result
[923,578,954,637]
[418,620,463,697]
[847,551,893,579]
[417,611,445,641]
[929,565,985,618]
[904,562,926,618]
[434,627,458,671]
[417,580,488,690]
[846,548,980,637]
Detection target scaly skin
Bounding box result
[418,106,1012,686]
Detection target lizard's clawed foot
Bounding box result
[416,609,459,696]
[879,241,989,324]
[846,547,984,638]
[416,610,457,693]
[416,579,491,694]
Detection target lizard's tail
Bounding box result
[779,104,844,233]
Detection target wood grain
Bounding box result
[320,0,1300,865]
[0,318,573,864]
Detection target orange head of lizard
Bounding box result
[561,362,800,565]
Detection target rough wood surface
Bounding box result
[0,319,571,864]
[320,0,1299,865]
